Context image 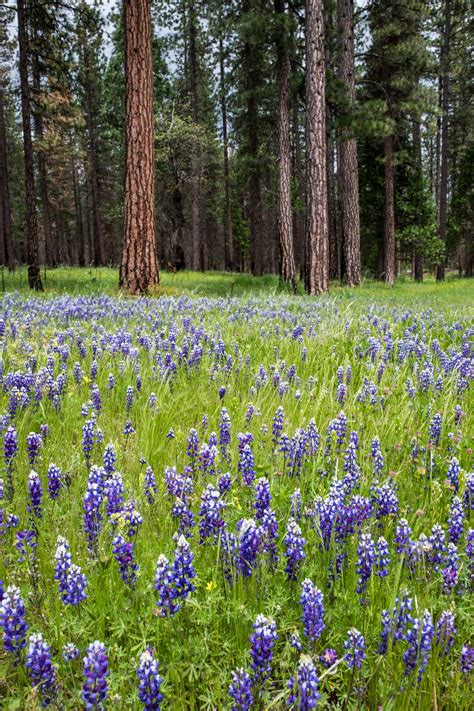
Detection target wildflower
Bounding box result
[123,420,135,436]
[344,628,366,669]
[137,648,163,710]
[62,643,80,663]
[82,641,109,709]
[47,464,62,499]
[26,432,42,465]
[103,444,116,476]
[447,457,461,492]
[403,610,434,682]
[460,644,474,673]
[429,413,442,446]
[300,578,325,643]
[239,443,256,486]
[26,633,57,706]
[112,534,139,586]
[218,472,232,494]
[250,614,278,683]
[287,655,320,709]
[144,466,157,504]
[237,519,261,577]
[320,648,338,668]
[228,668,253,711]
[394,518,412,555]
[448,497,465,543]
[198,484,225,543]
[219,407,231,455]
[272,406,285,448]
[15,529,37,563]
[375,536,390,578]
[356,533,375,595]
[254,477,271,520]
[63,564,87,606]
[284,519,306,580]
[154,555,179,617]
[28,471,43,519]
[435,611,456,654]
[0,585,28,655]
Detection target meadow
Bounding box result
[0,270,473,709]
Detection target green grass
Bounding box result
[0,272,472,710]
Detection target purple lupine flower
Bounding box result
[448,496,465,543]
[112,534,139,586]
[375,536,390,578]
[460,644,474,673]
[198,484,225,543]
[82,418,97,462]
[377,592,414,655]
[446,457,461,492]
[336,382,347,405]
[290,632,302,651]
[187,428,200,464]
[371,480,398,519]
[395,518,413,555]
[0,585,28,655]
[144,466,157,504]
[373,449,385,476]
[26,432,42,465]
[83,465,104,551]
[39,424,49,441]
[356,533,375,595]
[171,534,196,602]
[117,501,143,538]
[155,555,179,617]
[91,384,102,413]
[320,648,338,668]
[171,499,195,537]
[284,519,306,581]
[344,628,366,669]
[63,564,87,605]
[103,444,116,476]
[228,668,253,711]
[342,443,360,493]
[254,477,271,520]
[464,472,474,511]
[428,524,446,570]
[123,420,135,436]
[429,413,442,446]
[300,578,325,643]
[26,633,57,706]
[54,537,72,593]
[62,643,80,663]
[237,519,261,577]
[260,508,279,568]
[4,425,18,468]
[219,407,231,455]
[403,610,434,683]
[125,385,134,412]
[15,529,37,563]
[104,472,125,517]
[250,614,278,683]
[272,406,285,448]
[239,443,256,486]
[106,373,115,390]
[82,641,109,709]
[28,471,43,519]
[287,655,320,710]
[436,611,456,655]
[218,472,232,494]
[137,648,163,710]
[290,489,302,522]
[245,403,255,423]
[466,528,474,576]
[47,464,62,499]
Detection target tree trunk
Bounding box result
[305,0,329,294]
[17,0,42,290]
[219,36,233,272]
[189,0,201,271]
[71,155,85,267]
[292,101,304,279]
[120,0,159,294]
[275,0,296,289]
[0,86,14,270]
[32,37,54,267]
[436,0,451,282]
[81,32,106,266]
[383,132,396,285]
[412,118,423,281]
[338,0,361,286]
[327,117,338,280]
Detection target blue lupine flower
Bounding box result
[82,418,97,462]
[239,443,256,486]
[254,477,271,520]
[435,611,456,655]
[272,406,285,448]
[403,610,434,682]
[448,496,464,543]
[47,464,62,499]
[428,524,446,570]
[15,529,37,563]
[91,384,102,413]
[429,413,442,446]
[123,420,135,436]
[104,472,125,517]
[218,472,232,494]
[112,534,139,586]
[377,592,414,654]
[236,519,261,577]
[460,644,474,673]
[250,614,278,683]
[171,535,196,603]
[320,648,338,668]
[155,555,179,618]
[103,444,116,476]
[356,533,375,594]
[290,489,302,522]
[219,407,231,455]
[125,385,134,412]
[62,643,80,663]
[63,564,87,605]
[28,471,43,518]
[26,432,42,465]
[287,655,320,709]
[144,466,157,504]
[0,585,28,655]
[83,465,105,551]
[199,484,225,543]
[344,628,366,669]
[4,425,18,467]
[228,668,253,711]
[284,519,306,580]
[300,578,325,643]
[446,457,461,492]
[394,518,413,555]
[375,536,390,578]
[137,648,163,710]
[26,633,57,706]
[82,641,109,710]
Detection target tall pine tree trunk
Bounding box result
[412,118,423,281]
[305,0,329,294]
[71,155,85,267]
[327,117,338,281]
[275,0,296,290]
[189,1,201,271]
[436,0,451,281]
[292,101,304,280]
[383,132,396,285]
[219,36,233,272]
[0,86,14,270]
[17,0,42,290]
[338,0,361,286]
[81,33,105,266]
[120,0,159,294]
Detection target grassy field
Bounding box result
[0,272,472,709]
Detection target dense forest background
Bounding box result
[0,0,472,288]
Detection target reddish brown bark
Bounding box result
[219,35,233,272]
[120,0,159,294]
[0,86,14,269]
[436,0,451,281]
[383,132,396,285]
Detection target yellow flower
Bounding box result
[206,580,217,592]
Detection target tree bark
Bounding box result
[338,0,361,286]
[81,30,106,266]
[189,0,201,271]
[219,36,233,272]
[292,101,304,279]
[120,0,159,294]
[383,132,396,285]
[32,44,55,267]
[305,0,329,294]
[436,0,451,281]
[71,155,85,267]
[327,116,338,280]
[0,86,14,269]
[275,0,296,289]
[17,0,42,290]
[412,118,423,281]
